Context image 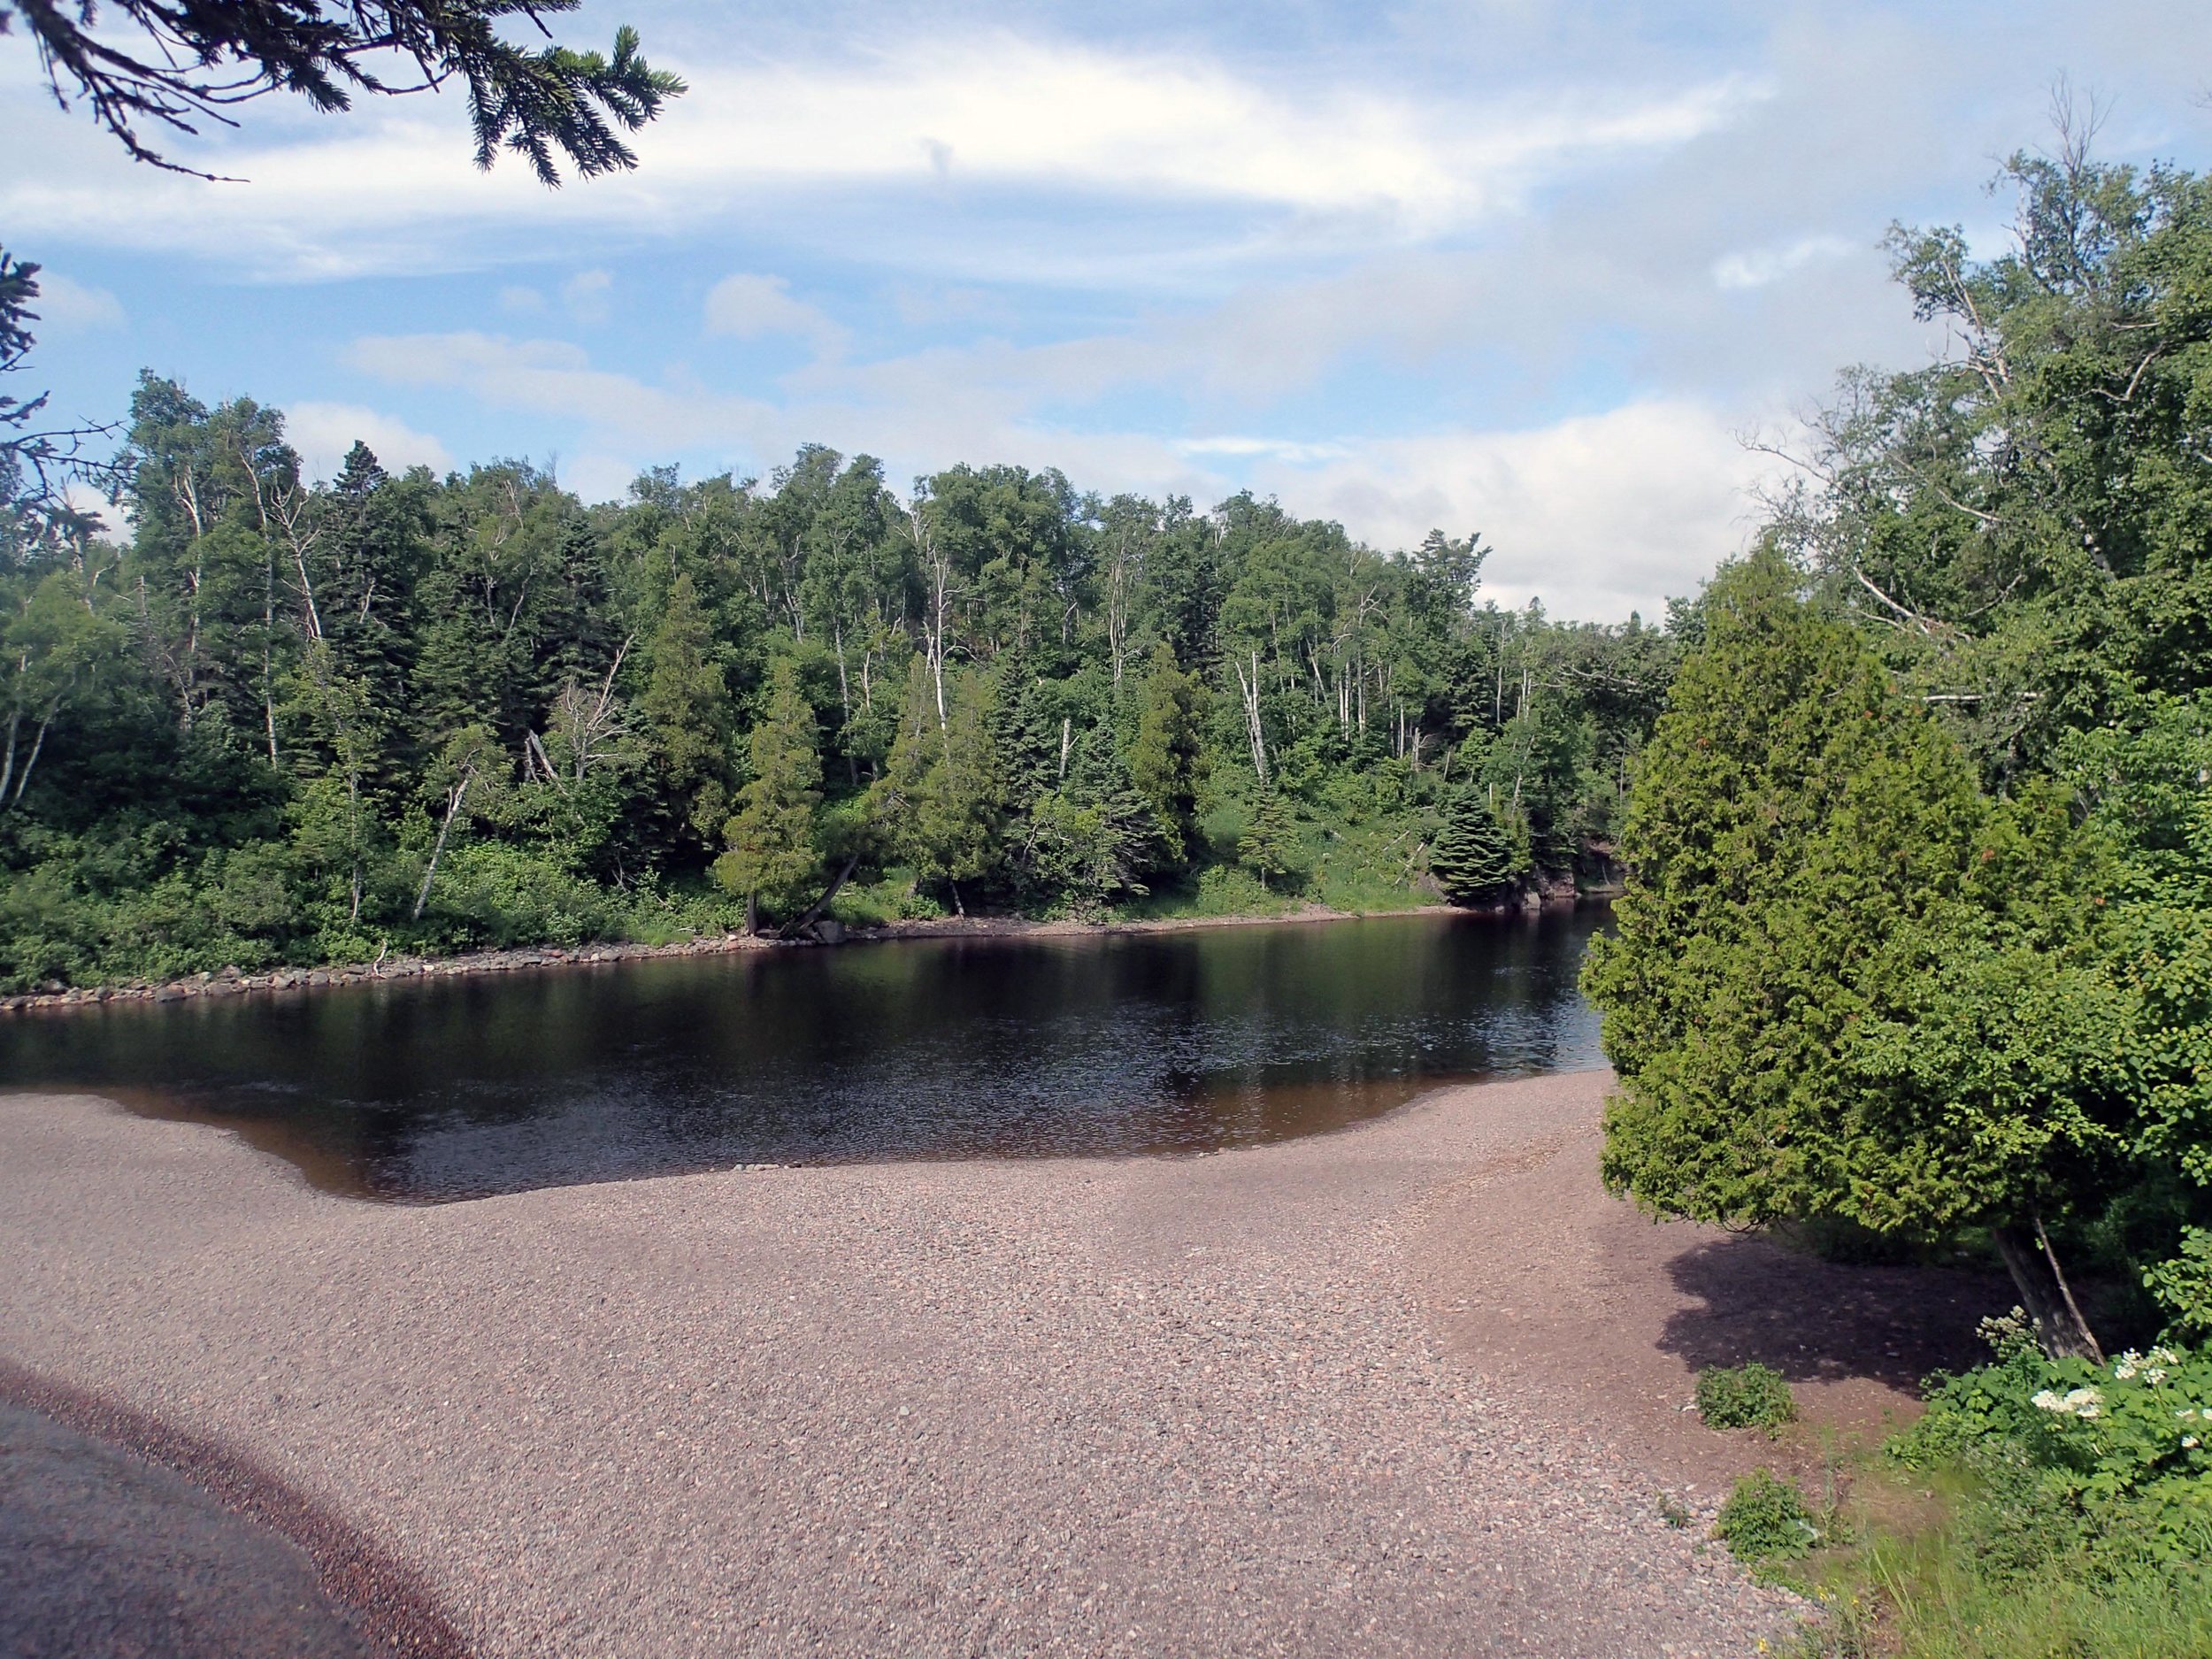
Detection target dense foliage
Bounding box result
[1587,134,2212,1362]
[0,372,1671,987]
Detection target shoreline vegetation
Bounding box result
[0,882,1607,1016]
[2,299,1670,997]
[1578,139,2212,1657]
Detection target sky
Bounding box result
[5,1,2209,618]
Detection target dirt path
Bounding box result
[0,1072,1984,1658]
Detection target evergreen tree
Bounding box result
[1582,549,2126,1356]
[1128,639,1209,862]
[1428,792,1517,903]
[1238,788,1298,890]
[640,569,733,848]
[715,659,823,933]
[918,668,1004,915]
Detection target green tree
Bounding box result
[640,569,733,849]
[1128,639,1210,862]
[286,641,386,927]
[1238,787,1299,891]
[872,658,1002,915]
[1582,550,2125,1356]
[714,660,822,933]
[1428,792,1518,904]
[411,723,501,921]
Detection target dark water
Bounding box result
[0,907,1609,1203]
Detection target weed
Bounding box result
[1697,1362,1799,1432]
[1716,1468,1821,1564]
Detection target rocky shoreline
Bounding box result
[0,1074,1801,1657]
[0,933,775,1015]
[1,884,1609,1017]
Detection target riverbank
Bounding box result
[0,1071,2009,1658]
[0,894,1594,1018]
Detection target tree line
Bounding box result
[0,363,1672,987]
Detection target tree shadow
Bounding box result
[1653,1231,2014,1394]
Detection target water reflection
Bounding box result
[0,907,1609,1202]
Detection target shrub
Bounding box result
[1695,1361,1798,1432]
[1715,1469,1819,1563]
[1895,1336,2212,1573]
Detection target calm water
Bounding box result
[1,907,1609,1202]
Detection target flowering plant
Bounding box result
[1898,1318,2212,1569]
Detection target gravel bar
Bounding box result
[0,1073,1803,1657]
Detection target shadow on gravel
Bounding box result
[0,1360,470,1659]
[1653,1233,2012,1393]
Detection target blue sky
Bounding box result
[6,1,2208,617]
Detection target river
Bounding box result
[0,906,1609,1202]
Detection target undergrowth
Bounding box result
[1718,1316,2212,1659]
[1697,1361,1799,1432]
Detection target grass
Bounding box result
[1706,1456,2212,1659]
[1797,1497,2212,1658]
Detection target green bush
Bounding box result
[1895,1332,2212,1573]
[1696,1362,1799,1432]
[1715,1468,1819,1563]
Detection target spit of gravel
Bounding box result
[0,1074,1804,1658]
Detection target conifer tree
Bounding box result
[918,669,1004,915]
[1128,639,1210,862]
[1428,792,1518,903]
[1238,787,1298,890]
[1582,549,2125,1356]
[715,660,822,934]
[641,570,733,847]
[871,659,1004,916]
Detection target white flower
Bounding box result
[2147,1368,2169,1386]
[2149,1347,2180,1366]
[2064,1386,2103,1418]
[2034,1390,2070,1412]
[2114,1353,2139,1380]
[2185,1436,2201,1450]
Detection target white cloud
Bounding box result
[1712,234,1859,291]
[0,37,1760,278]
[28,270,124,331]
[555,451,642,506]
[1177,435,1353,464]
[703,273,849,357]
[344,333,785,454]
[562,268,613,325]
[284,402,452,480]
[1245,401,1781,618]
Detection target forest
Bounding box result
[0,357,1671,989]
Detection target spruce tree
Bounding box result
[641,570,733,849]
[1428,792,1518,903]
[1128,640,1210,862]
[714,660,822,933]
[871,660,1003,916]
[1238,788,1298,890]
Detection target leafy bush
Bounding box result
[2145,1229,2212,1345]
[1696,1362,1798,1432]
[1896,1327,2212,1573]
[1715,1469,1819,1563]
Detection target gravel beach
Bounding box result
[1,1073,1814,1657]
